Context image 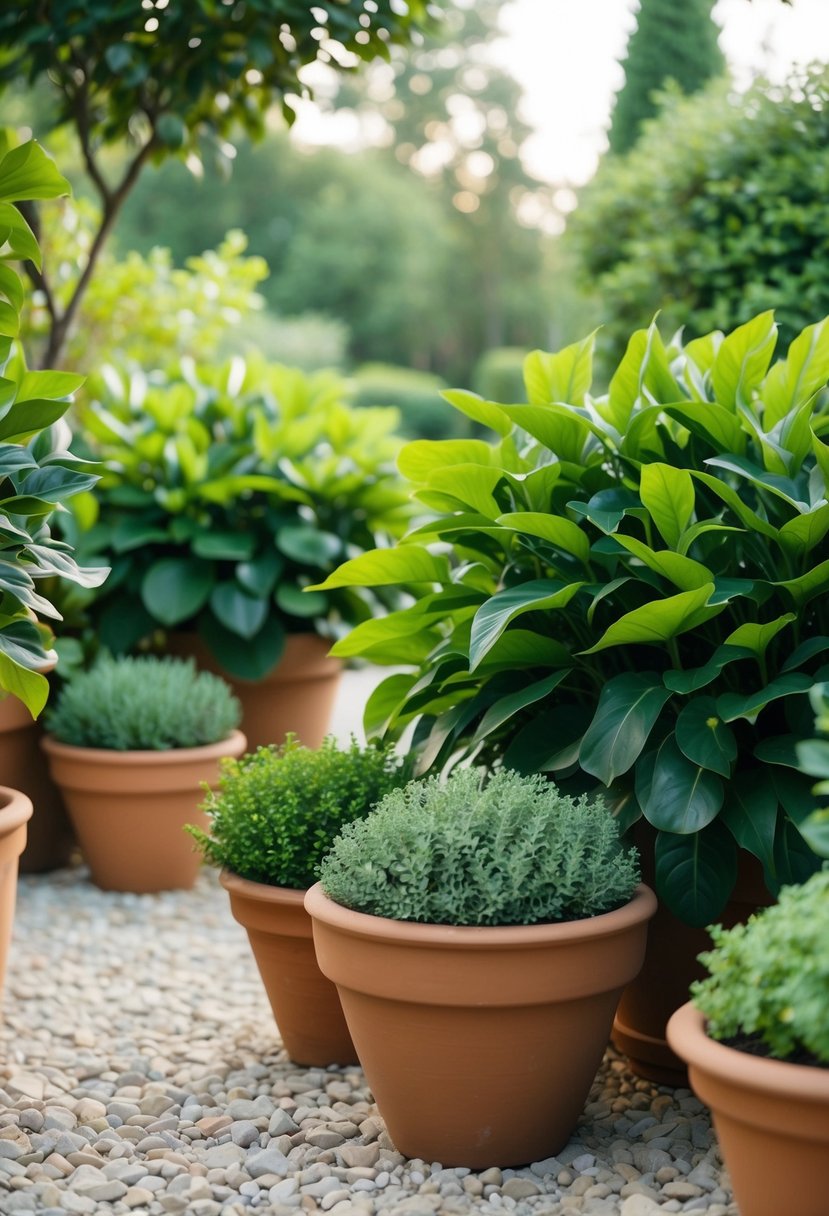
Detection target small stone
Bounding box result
[75,1180,128,1202]
[74,1099,107,1123]
[306,1129,345,1149]
[230,1121,259,1147]
[247,1148,291,1178]
[502,1178,541,1200]
[7,1078,44,1103]
[18,1112,43,1134]
[620,1198,663,1216]
[202,1143,246,1169]
[478,1168,503,1186]
[197,1115,233,1137]
[661,1181,704,1199]
[269,1110,301,1138]
[338,1143,381,1169]
[321,1191,351,1211]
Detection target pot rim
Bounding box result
[41,728,247,766]
[220,868,305,905]
[0,785,34,834]
[305,881,656,951]
[667,1000,829,1103]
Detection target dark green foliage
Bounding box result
[45,655,240,750]
[795,684,829,858]
[351,364,468,441]
[319,767,640,926]
[692,868,829,1064]
[572,68,829,367]
[608,0,724,155]
[190,736,404,889]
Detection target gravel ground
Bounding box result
[0,865,735,1216]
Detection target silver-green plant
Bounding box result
[692,867,829,1065]
[45,655,240,750]
[319,768,640,926]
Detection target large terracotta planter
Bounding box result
[613,826,770,1085]
[221,870,356,1066]
[0,786,33,1001]
[668,1002,829,1216]
[0,694,75,873]
[167,633,342,752]
[306,882,656,1167]
[41,731,246,893]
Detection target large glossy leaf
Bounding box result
[397,438,497,482]
[798,809,829,859]
[192,530,257,561]
[277,525,342,567]
[310,546,450,590]
[664,401,746,453]
[721,772,779,884]
[476,628,571,671]
[503,703,592,774]
[568,488,642,534]
[724,613,796,656]
[762,318,829,425]
[209,582,268,639]
[613,535,710,591]
[775,559,829,608]
[639,463,695,548]
[468,578,583,669]
[498,404,593,464]
[441,389,511,437]
[642,736,723,833]
[717,672,813,723]
[675,696,736,777]
[773,815,822,891]
[425,464,504,518]
[579,672,671,786]
[141,557,214,627]
[654,821,738,926]
[705,455,808,511]
[496,511,590,564]
[523,332,595,406]
[582,584,719,654]
[199,613,285,681]
[777,506,829,558]
[691,471,779,539]
[363,671,419,738]
[0,140,70,203]
[471,670,567,745]
[710,310,777,409]
[236,551,283,598]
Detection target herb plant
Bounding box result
[319,768,640,925]
[314,311,829,925]
[190,736,404,890]
[45,655,240,750]
[691,867,829,1065]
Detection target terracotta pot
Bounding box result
[221,871,356,1066]
[0,694,75,873]
[0,786,33,1002]
[167,633,342,752]
[613,826,771,1086]
[668,1002,829,1216]
[41,731,247,893]
[306,882,657,1167]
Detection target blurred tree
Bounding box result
[607,0,725,155]
[0,0,440,366]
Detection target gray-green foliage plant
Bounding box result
[190,736,404,890]
[45,655,240,750]
[319,768,640,925]
[692,867,829,1065]
[313,310,829,927]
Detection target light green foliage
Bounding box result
[473,348,528,407]
[62,356,410,680]
[607,0,724,155]
[315,311,829,927]
[320,768,640,926]
[795,684,829,858]
[222,311,348,374]
[571,68,829,366]
[692,868,829,1064]
[351,364,466,441]
[191,736,404,890]
[45,656,240,750]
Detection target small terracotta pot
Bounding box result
[306,882,657,1167]
[41,731,247,893]
[0,694,75,873]
[668,1002,829,1216]
[221,870,356,1066]
[167,633,342,752]
[0,786,33,1002]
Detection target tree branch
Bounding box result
[16,200,59,331]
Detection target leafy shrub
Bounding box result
[692,868,829,1065]
[45,656,240,750]
[351,364,467,441]
[319,768,640,925]
[190,736,404,889]
[221,310,349,373]
[473,348,528,405]
[569,67,829,366]
[315,311,829,926]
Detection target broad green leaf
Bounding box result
[18,369,85,400]
[777,506,829,558]
[662,643,755,694]
[476,628,571,671]
[523,332,595,407]
[794,738,829,779]
[754,734,800,768]
[582,584,720,654]
[690,471,778,539]
[654,821,738,926]
[782,636,829,672]
[762,318,829,425]
[276,584,328,619]
[0,201,40,267]
[471,670,567,744]
[363,671,419,738]
[775,559,829,608]
[773,815,822,891]
[236,552,283,598]
[710,310,777,409]
[606,322,674,431]
[613,535,710,591]
[498,403,593,464]
[468,578,583,669]
[664,401,746,453]
[721,772,779,887]
[705,455,808,511]
[724,613,796,656]
[210,582,268,640]
[141,557,214,627]
[0,398,70,442]
[310,546,451,591]
[199,614,285,681]
[717,672,813,723]
[0,649,48,717]
[503,704,592,774]
[496,511,590,564]
[639,463,695,547]
[642,736,723,833]
[441,389,511,437]
[0,140,70,203]
[277,525,341,567]
[798,809,829,859]
[568,488,642,534]
[675,696,736,777]
[579,672,671,786]
[398,438,497,483]
[426,464,504,517]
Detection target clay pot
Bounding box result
[305,882,657,1167]
[41,731,247,893]
[0,689,74,874]
[0,786,33,1001]
[167,633,342,752]
[668,1002,829,1216]
[613,826,770,1085]
[221,871,355,1066]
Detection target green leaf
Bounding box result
[761,318,829,425]
[777,506,829,558]
[363,671,419,738]
[498,404,593,464]
[496,511,590,564]
[675,696,737,777]
[798,809,829,859]
[476,628,571,671]
[425,464,504,517]
[582,584,720,654]
[141,557,214,627]
[717,672,813,723]
[503,704,592,774]
[0,140,70,203]
[0,648,48,717]
[794,738,829,780]
[720,772,779,882]
[654,821,738,926]
[469,578,583,669]
[773,815,822,890]
[310,546,451,590]
[705,454,808,511]
[691,471,779,539]
[209,582,268,639]
[579,672,671,786]
[199,614,285,681]
[753,734,801,768]
[441,389,511,437]
[398,438,497,482]
[471,670,567,745]
[0,398,70,442]
[568,488,641,534]
[724,613,796,656]
[193,531,257,561]
[275,584,328,619]
[639,463,695,548]
[236,551,283,598]
[613,535,710,591]
[664,401,746,453]
[642,736,724,833]
[710,310,777,409]
[775,558,829,608]
[276,525,342,567]
[523,332,595,406]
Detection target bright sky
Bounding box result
[497,0,829,185]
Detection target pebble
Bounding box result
[0,866,732,1216]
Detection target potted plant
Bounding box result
[667,868,829,1216]
[59,356,410,750]
[189,735,404,1066]
[313,311,829,1080]
[41,655,245,892]
[306,767,655,1167]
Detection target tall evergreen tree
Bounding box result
[607,0,725,155]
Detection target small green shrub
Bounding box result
[692,868,829,1065]
[190,736,404,889]
[45,656,240,750]
[319,768,640,926]
[351,363,466,440]
[473,348,528,405]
